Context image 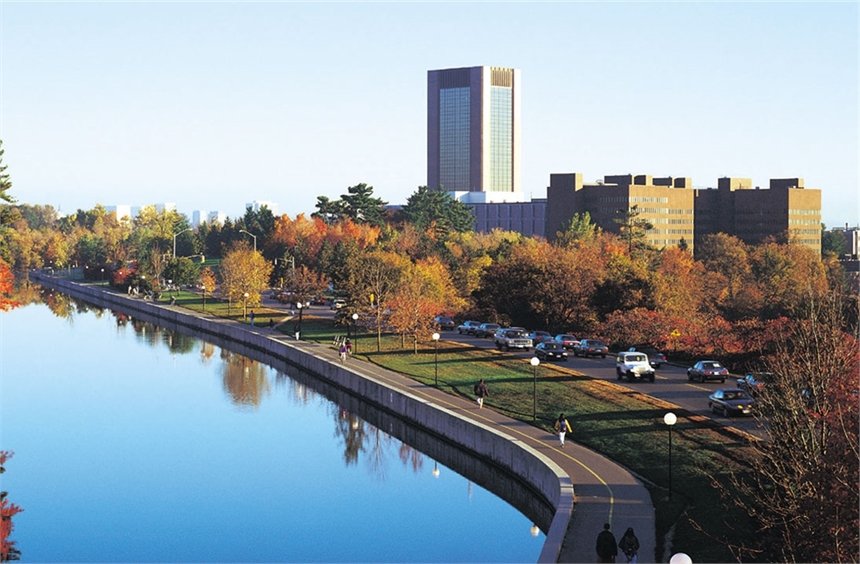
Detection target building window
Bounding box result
[439,87,471,192]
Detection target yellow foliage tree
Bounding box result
[219,242,273,312]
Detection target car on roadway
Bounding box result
[687,360,729,383]
[573,339,609,358]
[434,316,456,331]
[736,372,772,395]
[330,298,347,310]
[474,323,501,338]
[553,334,580,350]
[615,351,656,382]
[528,330,553,345]
[627,344,667,368]
[534,341,568,362]
[708,388,755,417]
[457,320,483,335]
[494,327,532,351]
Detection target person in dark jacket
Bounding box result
[474,378,489,408]
[596,522,618,563]
[618,527,639,563]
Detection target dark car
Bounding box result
[528,330,553,345]
[474,323,501,338]
[736,372,772,394]
[687,360,729,383]
[434,315,456,331]
[627,345,667,368]
[708,388,755,417]
[553,334,580,350]
[573,339,609,358]
[457,320,482,335]
[535,341,568,362]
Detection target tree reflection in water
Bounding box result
[220,350,271,408]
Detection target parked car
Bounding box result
[687,360,729,383]
[528,330,553,345]
[474,323,501,338]
[330,298,347,310]
[494,328,532,351]
[573,339,609,358]
[615,351,656,382]
[708,388,755,417]
[553,334,580,350]
[457,320,483,335]
[736,372,772,394]
[535,341,568,362]
[434,315,456,331]
[627,345,667,368]
[310,296,327,306]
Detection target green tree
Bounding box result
[613,205,653,255]
[555,212,599,246]
[400,186,474,238]
[312,196,347,225]
[821,224,848,257]
[163,257,201,287]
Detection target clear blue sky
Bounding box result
[1,2,857,228]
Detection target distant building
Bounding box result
[694,177,821,254]
[155,203,177,213]
[547,173,695,249]
[207,211,228,226]
[105,205,133,221]
[191,210,206,227]
[245,200,279,215]
[427,66,522,204]
[546,173,822,255]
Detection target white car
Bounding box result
[616,352,656,382]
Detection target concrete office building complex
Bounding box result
[547,173,821,254]
[547,173,696,249]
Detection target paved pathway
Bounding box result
[237,314,656,564]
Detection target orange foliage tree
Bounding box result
[0,258,20,312]
[0,451,23,562]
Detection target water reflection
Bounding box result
[9,286,550,561]
[220,351,271,408]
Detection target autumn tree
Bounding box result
[0,258,20,312]
[199,267,217,311]
[345,250,408,351]
[218,242,273,311]
[0,140,17,229]
[714,291,859,563]
[0,450,23,562]
[284,265,329,306]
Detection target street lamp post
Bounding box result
[173,228,192,258]
[239,229,257,253]
[351,313,359,353]
[530,357,540,420]
[664,412,677,499]
[243,292,249,319]
[296,301,303,340]
[432,332,440,386]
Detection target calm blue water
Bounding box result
[0,297,545,563]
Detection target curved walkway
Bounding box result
[30,273,655,563]
[239,316,656,563]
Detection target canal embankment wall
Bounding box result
[31,273,574,564]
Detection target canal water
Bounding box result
[0,294,546,562]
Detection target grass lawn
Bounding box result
[159,291,755,562]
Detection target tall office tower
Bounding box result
[428,66,523,204]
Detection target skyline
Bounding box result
[1,2,857,228]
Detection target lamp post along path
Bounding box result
[664,412,677,499]
[530,357,540,421]
[432,332,440,386]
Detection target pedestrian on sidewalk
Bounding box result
[249,311,255,326]
[268,318,275,332]
[618,527,639,564]
[339,343,348,363]
[474,378,489,408]
[554,413,572,448]
[596,523,618,563]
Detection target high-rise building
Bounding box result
[427,66,522,204]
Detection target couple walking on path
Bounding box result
[597,522,640,563]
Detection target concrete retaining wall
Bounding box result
[30,273,573,563]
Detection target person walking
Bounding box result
[474,378,489,408]
[268,318,275,332]
[339,343,348,363]
[554,413,573,448]
[596,523,618,563]
[618,527,640,564]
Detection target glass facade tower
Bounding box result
[428,66,521,202]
